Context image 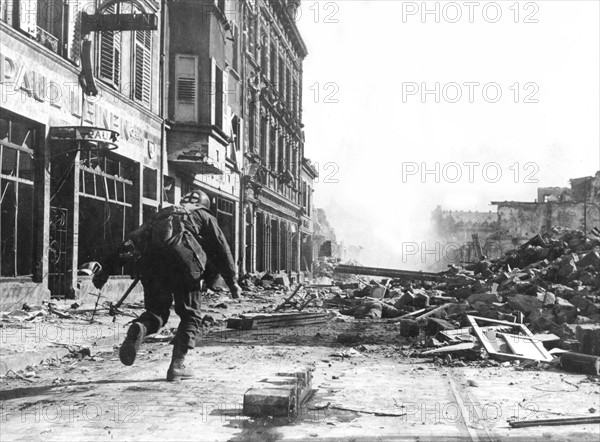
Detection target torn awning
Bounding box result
[169,157,223,175]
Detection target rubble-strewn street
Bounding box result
[2,0,600,440]
[2,228,600,440]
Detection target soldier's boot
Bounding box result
[119,322,147,366]
[166,345,195,382]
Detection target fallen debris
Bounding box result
[468,315,553,362]
[243,367,313,418]
[227,312,329,330]
[560,352,600,375]
[508,416,600,428]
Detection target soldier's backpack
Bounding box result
[127,205,207,283]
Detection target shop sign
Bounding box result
[49,126,119,148]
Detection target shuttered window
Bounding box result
[98,5,120,87]
[175,54,198,122]
[134,29,152,107]
[214,63,223,130]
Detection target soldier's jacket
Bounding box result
[101,206,235,284]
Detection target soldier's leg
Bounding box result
[167,281,202,381]
[120,277,173,366]
[135,277,173,334]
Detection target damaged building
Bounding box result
[0,0,317,309]
[493,171,600,246]
[0,0,164,308]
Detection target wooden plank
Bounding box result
[414,303,452,321]
[420,342,475,355]
[500,333,550,360]
[334,264,445,281]
[274,284,304,312]
[509,416,600,428]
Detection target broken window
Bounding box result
[78,151,135,275]
[0,115,37,277]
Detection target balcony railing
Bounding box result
[36,26,60,54]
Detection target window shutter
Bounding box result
[67,1,82,62]
[175,54,198,122]
[134,30,152,107]
[222,69,229,130]
[99,5,120,86]
[19,0,37,37]
[210,59,217,126]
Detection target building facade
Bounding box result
[165,0,244,268]
[0,0,165,309]
[238,0,309,278]
[1,0,315,308]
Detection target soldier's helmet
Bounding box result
[181,191,211,209]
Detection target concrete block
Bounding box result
[576,324,600,356]
[508,294,543,314]
[400,319,420,337]
[576,251,600,271]
[243,387,297,417]
[466,292,499,306]
[274,273,290,287]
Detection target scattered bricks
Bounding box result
[551,284,575,300]
[369,286,386,299]
[394,292,415,308]
[451,286,473,300]
[381,303,402,319]
[552,323,578,340]
[537,291,556,306]
[559,339,581,352]
[274,273,290,288]
[426,317,456,335]
[576,325,600,356]
[578,271,596,286]
[446,303,468,318]
[576,251,600,271]
[466,292,499,306]
[243,388,297,417]
[400,319,420,337]
[554,297,578,323]
[507,294,543,314]
[412,292,430,309]
[584,302,600,316]
[528,309,558,332]
[558,257,578,279]
[570,295,593,312]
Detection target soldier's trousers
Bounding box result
[134,275,203,350]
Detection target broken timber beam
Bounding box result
[334,264,445,281]
[274,284,304,312]
[227,312,329,330]
[509,416,600,428]
[560,352,600,375]
[414,303,452,321]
